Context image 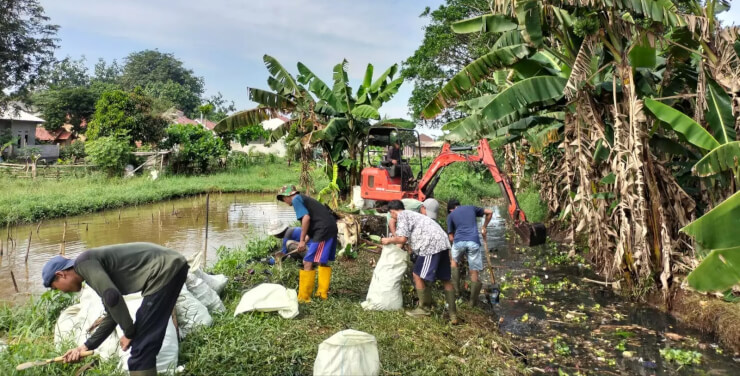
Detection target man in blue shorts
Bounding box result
[381,200,458,324]
[277,185,338,303]
[446,199,493,307]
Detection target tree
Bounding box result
[86,136,133,176]
[160,123,228,174]
[402,0,496,126]
[87,89,168,145]
[33,87,97,132]
[0,0,58,110]
[120,50,204,114]
[203,92,236,122]
[38,56,89,89]
[93,58,122,84]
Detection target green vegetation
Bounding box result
[0,161,328,225]
[517,185,546,223]
[660,348,702,368]
[85,136,133,176]
[426,162,502,204]
[179,239,523,375]
[160,124,229,174]
[0,290,124,375]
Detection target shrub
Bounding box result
[86,136,133,176]
[87,89,168,145]
[161,123,228,174]
[59,140,86,163]
[227,151,250,169]
[518,185,548,223]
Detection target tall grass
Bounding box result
[431,163,502,204]
[0,291,124,376]
[517,185,548,223]
[0,162,328,225]
[178,240,524,375]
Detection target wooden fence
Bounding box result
[0,163,96,179]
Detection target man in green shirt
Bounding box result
[42,242,189,376]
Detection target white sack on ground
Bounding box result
[116,293,178,374]
[234,283,298,319]
[350,186,364,209]
[175,285,212,339]
[313,329,380,376]
[337,217,359,253]
[361,245,407,311]
[193,269,228,295]
[186,273,225,313]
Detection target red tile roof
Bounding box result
[419,134,435,143]
[35,127,55,141]
[203,119,217,130]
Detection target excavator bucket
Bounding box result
[515,222,547,246]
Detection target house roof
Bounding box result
[419,133,435,143]
[1,108,45,123]
[202,119,217,130]
[35,127,74,142]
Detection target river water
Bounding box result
[0,193,294,302]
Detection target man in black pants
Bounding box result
[42,242,189,376]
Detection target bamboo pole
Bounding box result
[60,221,67,255]
[203,193,210,268]
[36,220,42,234]
[24,230,32,263]
[10,270,19,293]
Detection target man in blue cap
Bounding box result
[42,242,188,376]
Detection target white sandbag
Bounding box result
[350,186,364,209]
[54,285,120,359]
[186,273,225,313]
[117,293,178,374]
[313,329,380,376]
[234,283,299,319]
[193,269,228,295]
[337,217,359,253]
[361,245,407,311]
[175,285,212,339]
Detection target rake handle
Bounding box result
[51,350,94,363]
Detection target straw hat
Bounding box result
[267,221,288,236]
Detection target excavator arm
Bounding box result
[417,139,546,246]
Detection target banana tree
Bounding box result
[214,55,330,190]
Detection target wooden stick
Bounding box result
[24,230,32,263]
[36,220,42,234]
[10,270,19,293]
[203,193,209,268]
[60,221,67,255]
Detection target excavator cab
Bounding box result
[361,127,424,201]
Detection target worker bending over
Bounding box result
[277,185,338,302]
[268,221,304,260]
[381,200,458,324]
[446,199,493,307]
[42,242,189,376]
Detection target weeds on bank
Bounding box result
[0,162,329,225]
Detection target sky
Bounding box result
[40,0,445,126]
[40,1,740,137]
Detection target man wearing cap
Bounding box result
[267,221,304,260]
[380,200,458,324]
[422,198,440,220]
[42,242,188,376]
[277,185,338,303]
[446,198,493,307]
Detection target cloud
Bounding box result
[42,0,439,112]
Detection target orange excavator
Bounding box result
[360,126,546,246]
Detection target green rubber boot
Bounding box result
[445,289,459,324]
[406,288,431,317]
[469,281,483,308]
[451,267,461,297]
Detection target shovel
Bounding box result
[16,350,94,371]
[481,234,500,305]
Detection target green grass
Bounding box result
[0,162,328,225]
[0,291,124,376]
[432,163,502,205]
[179,239,524,375]
[517,185,547,223]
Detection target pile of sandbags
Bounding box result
[361,245,407,311]
[54,270,228,374]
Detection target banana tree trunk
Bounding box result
[300,147,313,193]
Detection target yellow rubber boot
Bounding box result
[298,269,316,303]
[315,266,332,300]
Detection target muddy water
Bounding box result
[0,193,294,302]
[481,206,740,375]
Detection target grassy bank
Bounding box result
[1,239,523,375]
[179,239,523,375]
[0,162,328,225]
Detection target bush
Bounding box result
[161,123,228,174]
[518,185,547,223]
[59,140,86,163]
[226,151,250,169]
[86,136,133,176]
[87,89,168,145]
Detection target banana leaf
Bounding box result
[214,107,274,133]
[263,55,300,94]
[692,141,740,177]
[248,88,295,111]
[451,14,517,34]
[681,190,740,250]
[516,0,543,47]
[613,0,684,27]
[686,246,740,292]
[480,76,566,121]
[735,40,740,59]
[369,65,398,92]
[644,98,720,151]
[332,60,353,114]
[351,105,380,120]
[705,77,736,144]
[421,44,530,119]
[378,118,415,129]
[494,30,524,49]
